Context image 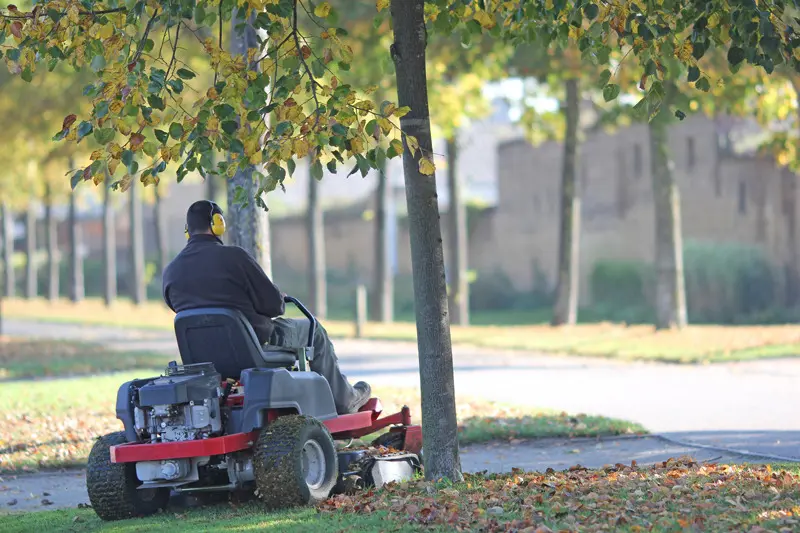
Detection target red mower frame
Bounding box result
[110,395,422,464]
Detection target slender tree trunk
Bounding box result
[390,0,462,482]
[44,184,59,301]
[68,187,84,302]
[446,136,469,326]
[1,202,14,298]
[371,153,394,322]
[24,203,37,299]
[551,77,581,326]
[227,11,272,275]
[307,156,327,318]
[153,185,168,277]
[103,182,117,306]
[129,181,145,305]
[649,84,687,329]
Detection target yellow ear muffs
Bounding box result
[210,212,226,237]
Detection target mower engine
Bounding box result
[131,362,223,486]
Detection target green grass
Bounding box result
[0,339,171,379]
[0,505,427,533]
[7,298,800,363]
[0,366,645,474]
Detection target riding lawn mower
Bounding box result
[86,296,422,521]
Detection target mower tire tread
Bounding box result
[86,431,170,521]
[253,415,338,509]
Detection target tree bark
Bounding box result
[371,153,394,322]
[153,185,168,277]
[307,156,327,319]
[129,181,145,305]
[24,202,36,299]
[446,136,469,326]
[1,202,14,298]
[44,184,59,301]
[649,85,687,329]
[390,0,462,482]
[103,181,117,306]
[551,77,581,326]
[68,187,85,302]
[227,11,272,275]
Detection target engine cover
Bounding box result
[134,362,223,443]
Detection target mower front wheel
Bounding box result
[252,415,338,509]
[86,432,170,521]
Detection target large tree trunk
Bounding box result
[446,136,469,326]
[390,0,462,482]
[1,202,14,298]
[24,202,37,299]
[371,153,394,322]
[551,77,581,326]
[307,156,327,318]
[129,182,145,305]
[68,187,84,302]
[649,85,687,329]
[103,182,117,306]
[227,11,272,275]
[44,184,59,301]
[153,185,168,277]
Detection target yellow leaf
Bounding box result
[419,156,435,175]
[109,101,124,114]
[473,10,495,29]
[108,158,120,175]
[98,23,114,40]
[92,172,105,186]
[67,5,80,24]
[389,138,404,156]
[378,118,393,134]
[394,106,411,118]
[376,0,389,12]
[406,135,419,157]
[90,150,102,161]
[293,138,310,159]
[314,2,331,18]
[350,137,364,155]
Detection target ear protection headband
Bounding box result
[185,200,226,239]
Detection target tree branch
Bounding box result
[294,0,320,127]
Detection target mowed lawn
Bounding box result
[6,298,800,363]
[3,460,800,532]
[0,340,644,473]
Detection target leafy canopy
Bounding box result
[1,0,799,199]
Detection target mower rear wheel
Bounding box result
[252,415,338,509]
[86,432,170,521]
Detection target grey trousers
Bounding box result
[267,317,360,414]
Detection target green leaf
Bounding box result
[176,68,197,80]
[727,46,745,66]
[598,69,612,88]
[154,129,169,144]
[583,3,599,20]
[76,121,93,142]
[602,84,620,102]
[221,120,238,134]
[326,160,337,174]
[169,122,184,140]
[143,141,158,157]
[90,54,106,73]
[695,77,711,92]
[167,79,184,93]
[275,121,293,136]
[687,66,700,83]
[214,104,235,118]
[93,128,115,145]
[310,159,323,180]
[148,95,165,110]
[20,67,32,82]
[121,149,134,168]
[287,158,296,177]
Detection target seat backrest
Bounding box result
[174,308,269,380]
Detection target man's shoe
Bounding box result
[348,381,372,413]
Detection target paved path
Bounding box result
[0,436,780,513]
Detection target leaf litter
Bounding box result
[320,457,800,532]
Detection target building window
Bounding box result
[687,137,696,169]
[738,181,747,214]
[633,144,642,176]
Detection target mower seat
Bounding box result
[174,308,298,380]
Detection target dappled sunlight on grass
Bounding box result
[6,298,800,362]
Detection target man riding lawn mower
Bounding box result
[85,201,422,521]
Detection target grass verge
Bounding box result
[0,368,644,474]
[2,459,798,532]
[6,298,800,363]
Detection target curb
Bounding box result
[654,434,800,464]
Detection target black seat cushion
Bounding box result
[174,308,296,380]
